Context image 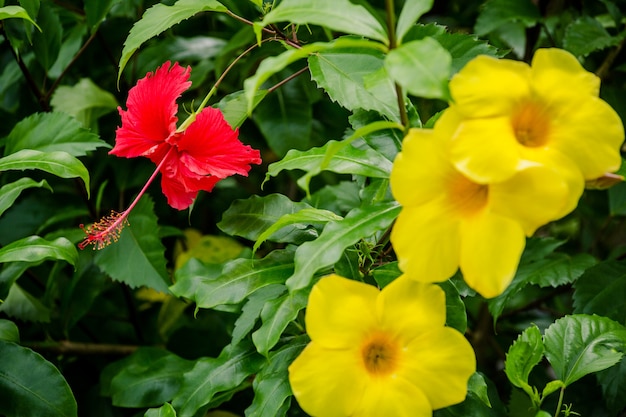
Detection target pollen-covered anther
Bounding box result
[78,210,129,250]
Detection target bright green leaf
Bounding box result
[217,90,268,129]
[0,340,77,417]
[260,0,388,44]
[254,208,342,253]
[218,194,318,244]
[0,5,40,30]
[0,149,90,196]
[244,37,387,113]
[0,235,77,266]
[147,403,180,417]
[172,342,265,417]
[543,314,626,386]
[252,287,310,356]
[170,250,295,310]
[0,178,51,218]
[396,0,434,43]
[145,403,177,417]
[110,348,195,407]
[439,280,467,334]
[0,319,19,342]
[504,325,544,396]
[573,261,626,324]
[245,335,308,417]
[94,196,170,293]
[286,202,401,291]
[474,0,541,36]
[309,48,399,121]
[385,37,451,100]
[5,112,109,157]
[118,0,227,81]
[50,79,118,130]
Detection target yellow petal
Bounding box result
[376,276,446,339]
[352,376,432,417]
[450,116,522,183]
[459,212,526,298]
[549,97,624,180]
[450,55,531,118]
[391,203,461,282]
[288,343,365,417]
[531,48,600,99]
[400,327,476,410]
[391,128,452,207]
[489,158,584,235]
[305,274,378,349]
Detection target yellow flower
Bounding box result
[390,110,583,298]
[448,48,623,184]
[288,274,475,417]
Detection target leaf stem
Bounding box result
[554,386,565,417]
[384,0,409,127]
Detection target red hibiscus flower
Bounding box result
[110,61,261,210]
[79,62,261,250]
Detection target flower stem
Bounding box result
[554,386,565,417]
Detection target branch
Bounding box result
[26,340,141,356]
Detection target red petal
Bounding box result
[110,62,191,158]
[158,149,221,210]
[173,107,262,178]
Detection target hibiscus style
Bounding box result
[110,61,261,210]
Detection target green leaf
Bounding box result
[94,196,170,293]
[260,0,388,44]
[50,79,118,130]
[252,287,310,356]
[218,194,318,243]
[488,238,596,324]
[254,209,342,253]
[573,261,626,324]
[5,112,109,157]
[597,357,626,414]
[0,235,77,266]
[49,23,87,79]
[434,372,507,417]
[504,325,544,396]
[0,5,40,30]
[109,348,195,408]
[0,150,90,196]
[32,2,62,71]
[232,284,286,345]
[0,178,51,218]
[372,261,402,288]
[245,335,308,417]
[170,250,295,310]
[609,181,626,216]
[385,37,451,100]
[474,0,541,36]
[244,38,387,113]
[286,202,401,291]
[217,90,268,129]
[308,47,399,121]
[439,280,467,334]
[564,16,625,57]
[265,123,401,195]
[172,342,265,417]
[0,340,77,417]
[543,314,626,386]
[0,319,19,342]
[118,0,227,81]
[145,403,177,417]
[0,283,51,322]
[396,0,434,43]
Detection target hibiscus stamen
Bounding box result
[78,148,175,250]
